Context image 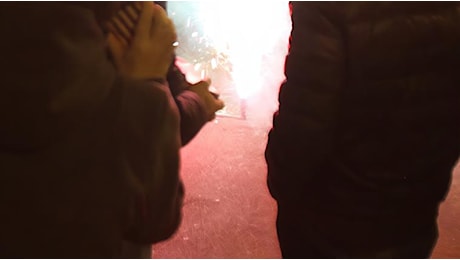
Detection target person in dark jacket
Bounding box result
[105,2,224,257]
[157,1,225,146]
[166,62,224,146]
[0,2,183,257]
[108,1,225,147]
[265,2,460,258]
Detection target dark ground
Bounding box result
[152,111,460,258]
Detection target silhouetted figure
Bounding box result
[109,1,224,147]
[110,2,224,257]
[0,2,183,257]
[266,2,460,258]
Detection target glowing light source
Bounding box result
[197,1,291,99]
[169,1,291,118]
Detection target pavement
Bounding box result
[153,110,460,259]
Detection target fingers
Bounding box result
[107,32,125,66]
[191,79,211,89]
[125,3,141,22]
[105,22,129,47]
[111,15,132,43]
[133,1,143,11]
[106,1,176,79]
[105,5,135,47]
[210,98,225,120]
[134,1,155,42]
[106,2,142,46]
[203,78,212,86]
[194,80,225,111]
[117,9,135,35]
[214,99,225,110]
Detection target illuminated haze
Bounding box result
[169,1,291,127]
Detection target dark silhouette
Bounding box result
[108,2,225,257]
[266,2,460,258]
[0,2,183,257]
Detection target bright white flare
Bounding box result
[198,1,290,98]
[188,1,291,99]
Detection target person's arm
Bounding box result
[118,77,183,244]
[107,1,223,146]
[107,2,184,243]
[166,63,210,145]
[156,1,208,145]
[265,2,346,200]
[167,61,225,146]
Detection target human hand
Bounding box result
[189,79,225,121]
[106,2,177,80]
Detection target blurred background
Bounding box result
[168,1,291,120]
[152,2,460,258]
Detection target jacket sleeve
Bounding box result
[265,2,346,200]
[118,77,184,244]
[0,1,184,247]
[155,1,208,145]
[167,62,209,146]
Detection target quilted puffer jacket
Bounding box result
[266,2,460,217]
